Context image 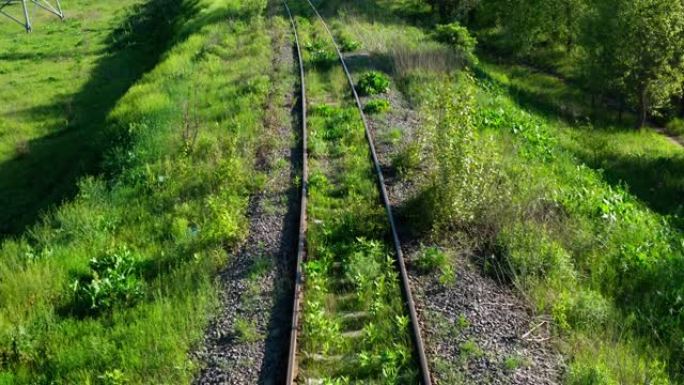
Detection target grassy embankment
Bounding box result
[0,0,276,383]
[0,0,141,236]
[318,0,684,383]
[287,1,419,382]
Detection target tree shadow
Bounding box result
[574,146,684,227]
[312,0,435,27]
[0,0,200,238]
[342,51,394,75]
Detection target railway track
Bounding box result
[283,0,432,383]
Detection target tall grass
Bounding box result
[0,0,274,382]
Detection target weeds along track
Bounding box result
[283,0,431,383]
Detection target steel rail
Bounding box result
[283,1,308,384]
[301,1,433,384]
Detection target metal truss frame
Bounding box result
[0,0,64,32]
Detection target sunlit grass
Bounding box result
[0,0,275,383]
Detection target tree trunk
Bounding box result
[438,1,448,21]
[618,100,624,123]
[639,87,648,128]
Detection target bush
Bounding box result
[665,118,684,137]
[357,71,391,95]
[339,33,361,52]
[363,98,391,114]
[434,22,477,64]
[421,74,506,233]
[305,39,337,69]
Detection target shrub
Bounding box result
[357,71,391,95]
[434,22,477,64]
[363,98,391,114]
[305,39,337,69]
[339,33,361,52]
[665,118,684,137]
[421,74,507,234]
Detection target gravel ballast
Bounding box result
[192,8,300,384]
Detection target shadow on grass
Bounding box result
[312,0,434,27]
[343,51,394,75]
[576,148,684,227]
[0,0,200,238]
[474,64,684,229]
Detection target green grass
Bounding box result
[322,1,684,383]
[288,3,418,382]
[0,0,153,237]
[0,0,277,382]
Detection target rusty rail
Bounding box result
[283,1,308,383]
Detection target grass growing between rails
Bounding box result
[320,1,684,383]
[0,0,275,382]
[287,4,419,383]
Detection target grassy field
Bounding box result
[0,0,276,382]
[479,61,684,227]
[318,0,684,383]
[0,0,169,237]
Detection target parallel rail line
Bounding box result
[283,1,432,383]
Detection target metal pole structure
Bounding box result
[0,0,64,32]
[20,0,30,32]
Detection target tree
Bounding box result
[582,0,684,127]
[426,0,481,22]
[474,0,586,56]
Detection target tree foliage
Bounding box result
[582,0,684,126]
[426,0,684,126]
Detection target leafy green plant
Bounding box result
[73,247,143,313]
[414,246,447,272]
[98,369,126,385]
[392,142,421,176]
[357,71,391,95]
[234,317,261,343]
[363,99,391,114]
[338,33,361,52]
[305,39,337,69]
[456,314,469,329]
[503,355,527,371]
[459,339,483,360]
